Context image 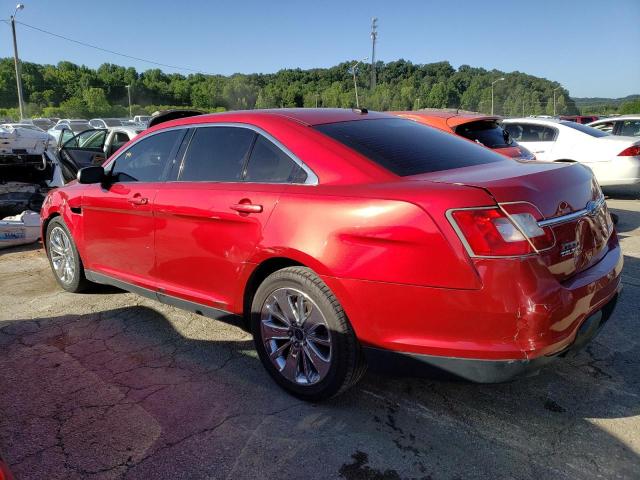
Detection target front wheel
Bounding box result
[46,218,90,293]
[251,267,366,401]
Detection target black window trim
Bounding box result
[104,122,319,186]
[174,123,318,185]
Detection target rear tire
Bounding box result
[45,218,90,293]
[251,267,366,401]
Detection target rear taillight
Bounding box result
[449,203,554,257]
[618,145,640,156]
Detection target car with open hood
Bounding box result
[41,109,621,400]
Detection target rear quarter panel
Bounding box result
[253,185,486,290]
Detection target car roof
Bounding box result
[154,108,393,130]
[502,117,563,125]
[393,111,501,129]
[109,125,143,134]
[590,115,640,122]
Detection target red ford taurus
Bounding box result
[41,109,622,400]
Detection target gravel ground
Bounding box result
[0,198,638,480]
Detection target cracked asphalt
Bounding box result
[0,197,639,480]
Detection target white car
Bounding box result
[47,120,92,143]
[89,118,125,129]
[502,118,640,188]
[587,115,640,137]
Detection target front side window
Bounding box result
[244,135,306,183]
[111,129,182,182]
[179,127,256,182]
[619,120,640,137]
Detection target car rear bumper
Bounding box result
[362,293,619,382]
[596,156,640,187]
[322,237,623,364]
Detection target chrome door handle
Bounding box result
[128,196,148,205]
[230,203,263,214]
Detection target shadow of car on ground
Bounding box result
[0,288,638,479]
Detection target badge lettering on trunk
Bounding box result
[560,240,579,257]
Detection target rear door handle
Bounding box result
[230,203,263,214]
[128,194,148,205]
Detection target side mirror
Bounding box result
[77,166,105,184]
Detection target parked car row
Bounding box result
[39,108,624,400]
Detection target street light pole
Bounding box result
[370,17,378,90]
[10,4,25,120]
[351,57,368,109]
[553,86,562,116]
[491,77,505,115]
[126,85,132,118]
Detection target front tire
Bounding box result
[251,267,366,401]
[46,218,90,293]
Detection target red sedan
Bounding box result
[41,109,622,400]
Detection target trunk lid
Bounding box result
[411,160,614,281]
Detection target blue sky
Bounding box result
[2,0,638,98]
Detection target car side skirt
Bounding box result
[85,270,246,329]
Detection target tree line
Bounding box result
[0,57,589,119]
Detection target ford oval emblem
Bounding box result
[586,200,599,216]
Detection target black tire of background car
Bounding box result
[45,217,91,293]
[251,266,367,401]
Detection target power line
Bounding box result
[12,20,215,75]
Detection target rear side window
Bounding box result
[455,120,513,148]
[244,135,306,183]
[180,127,255,182]
[503,123,558,142]
[314,118,503,176]
[111,129,182,182]
[559,121,609,137]
[591,122,614,133]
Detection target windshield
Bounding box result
[560,121,610,137]
[455,120,513,148]
[315,118,503,176]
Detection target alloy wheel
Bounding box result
[260,287,332,385]
[49,226,75,284]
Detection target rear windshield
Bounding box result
[560,121,610,137]
[314,118,503,176]
[455,120,512,148]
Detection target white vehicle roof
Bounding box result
[108,125,144,136]
[588,115,640,124]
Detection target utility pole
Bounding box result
[126,85,132,118]
[351,57,368,108]
[370,17,378,90]
[10,4,25,120]
[553,86,561,116]
[491,77,504,116]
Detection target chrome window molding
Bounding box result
[104,122,319,186]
